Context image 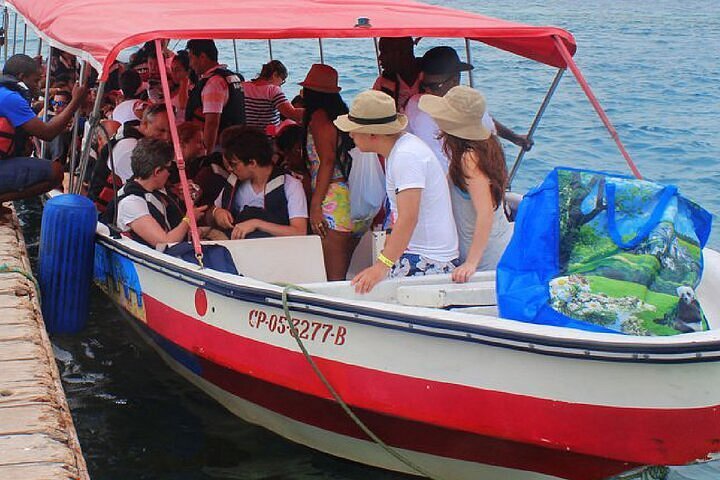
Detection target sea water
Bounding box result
[9,0,720,478]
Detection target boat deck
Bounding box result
[0,206,89,480]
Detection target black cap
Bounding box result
[420,46,474,75]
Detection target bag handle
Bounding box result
[606,182,677,249]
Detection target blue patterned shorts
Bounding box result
[389,253,459,278]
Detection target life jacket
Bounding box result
[103,180,184,246]
[89,121,143,213]
[220,166,289,239]
[185,67,246,133]
[0,75,34,158]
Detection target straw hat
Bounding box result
[334,90,408,134]
[298,63,341,93]
[418,86,491,141]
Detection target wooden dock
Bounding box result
[0,206,90,480]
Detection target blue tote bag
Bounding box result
[497,167,712,335]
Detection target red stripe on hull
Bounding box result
[143,294,720,468]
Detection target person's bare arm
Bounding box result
[231,217,307,239]
[203,112,221,153]
[352,188,421,293]
[130,205,207,248]
[308,110,337,237]
[493,118,533,151]
[277,101,304,122]
[21,84,88,141]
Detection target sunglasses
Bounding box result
[50,99,68,107]
[421,74,458,92]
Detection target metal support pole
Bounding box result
[68,60,87,193]
[1,7,8,63]
[373,38,381,75]
[318,38,324,64]
[39,46,53,159]
[232,39,239,72]
[507,68,565,189]
[21,21,26,54]
[11,11,16,55]
[267,39,273,60]
[36,37,42,57]
[76,80,105,194]
[465,38,474,88]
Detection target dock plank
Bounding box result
[0,206,89,479]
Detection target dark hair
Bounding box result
[255,60,288,82]
[119,69,143,98]
[276,124,303,153]
[442,133,507,210]
[2,54,39,77]
[186,39,218,62]
[53,90,72,99]
[131,138,175,179]
[172,50,198,85]
[52,73,73,86]
[301,89,354,178]
[177,122,203,145]
[221,125,273,167]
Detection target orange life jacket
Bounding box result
[0,117,15,159]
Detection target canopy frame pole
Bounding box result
[154,39,204,267]
[552,35,641,179]
[2,7,8,63]
[36,37,42,56]
[318,38,324,64]
[39,46,53,159]
[267,39,273,60]
[21,18,26,54]
[373,37,381,75]
[75,80,106,195]
[507,68,564,189]
[68,60,88,193]
[232,39,239,72]
[11,11,16,55]
[464,38,474,88]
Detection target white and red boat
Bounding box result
[9,0,720,479]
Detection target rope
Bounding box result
[280,285,442,480]
[0,263,41,304]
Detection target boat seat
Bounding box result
[201,236,327,284]
[396,281,496,308]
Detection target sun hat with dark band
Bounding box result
[418,85,491,141]
[334,90,408,134]
[420,46,474,75]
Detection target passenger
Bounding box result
[88,104,170,212]
[270,121,310,201]
[406,46,532,173]
[114,138,206,248]
[243,60,303,133]
[167,122,206,206]
[210,126,308,240]
[335,90,459,294]
[419,86,513,282]
[42,89,73,164]
[372,36,421,113]
[112,69,146,125]
[185,39,245,152]
[0,54,87,207]
[170,50,196,125]
[299,64,355,280]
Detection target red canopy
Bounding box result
[6,0,576,80]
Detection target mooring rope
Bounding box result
[280,284,442,480]
[0,263,41,304]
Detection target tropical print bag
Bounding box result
[497,167,712,335]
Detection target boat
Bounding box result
[6,0,720,479]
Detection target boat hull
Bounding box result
[93,237,720,480]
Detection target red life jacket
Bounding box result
[95,173,124,214]
[0,117,15,159]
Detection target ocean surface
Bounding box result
[7,0,720,478]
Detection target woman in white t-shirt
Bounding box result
[242,60,303,133]
[419,86,512,283]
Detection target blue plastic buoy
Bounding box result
[38,194,97,333]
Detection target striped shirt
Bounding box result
[242,81,288,132]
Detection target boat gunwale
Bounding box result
[96,232,720,364]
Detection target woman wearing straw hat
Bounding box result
[335,90,459,294]
[299,64,356,280]
[419,85,513,283]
